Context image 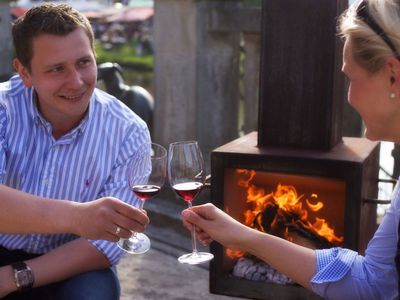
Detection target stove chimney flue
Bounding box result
[257,0,348,150]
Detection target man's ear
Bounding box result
[13,58,33,88]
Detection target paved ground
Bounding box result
[117,242,241,300]
[116,190,243,300]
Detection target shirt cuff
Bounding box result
[89,239,123,266]
[311,247,358,284]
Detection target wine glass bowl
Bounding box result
[172,182,203,202]
[168,141,214,264]
[118,142,167,254]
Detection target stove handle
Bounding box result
[363,198,391,205]
[363,178,397,205]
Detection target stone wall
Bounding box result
[0,1,14,80]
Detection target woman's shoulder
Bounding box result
[390,181,400,212]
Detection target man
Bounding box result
[0,3,151,299]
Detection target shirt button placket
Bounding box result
[27,235,40,252]
[41,145,57,194]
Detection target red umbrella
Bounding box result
[105,7,153,23]
[10,6,28,18]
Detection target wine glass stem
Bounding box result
[132,199,145,238]
[188,201,198,253]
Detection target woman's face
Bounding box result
[342,39,400,142]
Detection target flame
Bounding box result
[226,248,245,258]
[311,217,344,244]
[226,169,343,258]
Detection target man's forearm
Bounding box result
[0,238,110,296]
[0,184,149,242]
[0,184,75,234]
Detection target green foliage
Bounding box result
[95,41,153,71]
[95,41,154,89]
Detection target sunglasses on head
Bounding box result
[356,0,400,60]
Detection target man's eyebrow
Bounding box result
[42,62,63,70]
[78,55,93,60]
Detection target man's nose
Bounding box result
[67,69,84,87]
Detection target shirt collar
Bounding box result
[29,89,92,141]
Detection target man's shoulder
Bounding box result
[92,88,148,129]
[91,89,150,142]
[0,75,26,101]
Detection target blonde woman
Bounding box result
[183,1,400,298]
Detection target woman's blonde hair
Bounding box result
[339,0,400,73]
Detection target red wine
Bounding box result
[172,182,203,202]
[131,185,161,201]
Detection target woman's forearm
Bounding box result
[182,204,317,289]
[240,227,316,289]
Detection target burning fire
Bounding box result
[227,169,343,258]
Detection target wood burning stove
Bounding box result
[209,133,379,300]
[208,0,380,299]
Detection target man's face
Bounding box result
[16,27,97,134]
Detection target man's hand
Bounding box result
[72,197,149,241]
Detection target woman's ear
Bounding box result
[13,58,33,88]
[387,58,400,85]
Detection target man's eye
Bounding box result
[78,59,91,67]
[49,66,63,73]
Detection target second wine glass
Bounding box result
[118,142,167,254]
[168,140,214,264]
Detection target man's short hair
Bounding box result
[12,3,95,70]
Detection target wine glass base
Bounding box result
[178,251,214,265]
[117,233,151,254]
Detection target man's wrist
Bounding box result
[65,201,85,236]
[0,265,18,297]
[11,261,35,291]
[47,199,80,235]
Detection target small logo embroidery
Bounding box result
[85,179,91,187]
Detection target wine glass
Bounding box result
[118,142,167,254]
[168,140,214,264]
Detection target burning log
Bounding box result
[285,221,333,249]
[230,204,331,285]
[256,204,334,249]
[237,170,343,248]
[228,171,344,285]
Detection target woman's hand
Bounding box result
[181,203,251,249]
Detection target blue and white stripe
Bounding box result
[0,75,151,265]
[310,181,400,299]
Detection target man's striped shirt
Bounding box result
[0,75,151,265]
